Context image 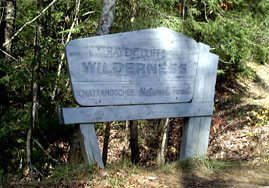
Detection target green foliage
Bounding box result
[48,163,97,183]
[114,0,269,76]
[109,176,127,188]
[183,0,268,75]
[108,159,134,169]
[114,0,183,32]
[0,0,100,179]
[0,0,268,180]
[159,162,177,174]
[246,107,269,127]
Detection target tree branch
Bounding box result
[0,48,18,61]
[33,138,59,164]
[2,0,57,47]
[51,0,80,100]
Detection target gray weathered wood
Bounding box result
[192,43,218,102]
[180,117,212,159]
[58,102,214,124]
[79,124,104,168]
[58,28,220,162]
[66,27,200,106]
[180,43,219,160]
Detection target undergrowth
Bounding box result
[46,163,97,184]
[177,157,239,174]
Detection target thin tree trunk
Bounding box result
[96,0,117,166]
[129,0,137,28]
[96,0,117,35]
[2,0,15,57]
[121,120,130,160]
[26,127,34,180]
[68,0,117,166]
[182,0,186,33]
[68,125,84,164]
[156,118,170,166]
[0,0,15,121]
[56,0,84,165]
[51,0,80,101]
[26,0,42,177]
[129,120,140,164]
[26,26,39,181]
[2,0,56,48]
[102,122,111,166]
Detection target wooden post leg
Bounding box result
[179,43,218,160]
[79,124,104,168]
[180,117,211,160]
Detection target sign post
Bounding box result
[58,27,219,165]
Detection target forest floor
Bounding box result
[7,62,269,187]
[90,62,269,188]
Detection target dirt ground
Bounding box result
[89,62,269,188]
[92,62,269,188]
[51,62,269,188]
[89,162,269,188]
[7,62,269,188]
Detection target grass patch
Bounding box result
[107,159,134,169]
[46,163,97,184]
[108,176,127,188]
[158,162,178,174]
[177,157,239,173]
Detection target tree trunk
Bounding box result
[96,0,117,35]
[129,0,137,28]
[0,0,15,122]
[26,0,42,179]
[121,120,130,160]
[68,0,117,166]
[93,0,117,166]
[26,127,34,180]
[68,125,84,164]
[1,0,15,57]
[129,120,140,164]
[102,122,111,166]
[156,118,170,166]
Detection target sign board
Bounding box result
[58,27,219,163]
[66,27,199,106]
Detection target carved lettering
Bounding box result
[112,63,124,74]
[82,62,96,73]
[76,86,191,99]
[65,29,204,107]
[88,46,167,59]
[139,87,170,97]
[147,63,157,74]
[135,63,146,75]
[158,63,167,74]
[81,62,188,76]
[172,87,191,95]
[77,88,136,97]
[125,63,135,74]
[102,63,112,74]
[168,64,177,74]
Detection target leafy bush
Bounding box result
[114,0,269,76]
[1,0,268,179]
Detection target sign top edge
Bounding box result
[66,27,198,47]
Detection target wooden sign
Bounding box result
[58,27,219,165]
[66,27,199,106]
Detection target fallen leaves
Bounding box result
[209,112,269,161]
